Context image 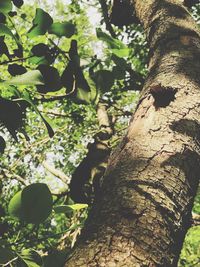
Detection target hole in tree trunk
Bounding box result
[150,85,177,109]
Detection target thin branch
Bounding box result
[38,110,68,117]
[33,95,67,103]
[48,38,69,60]
[0,168,28,186]
[1,256,18,267]
[42,161,70,184]
[0,56,34,66]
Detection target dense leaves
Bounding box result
[49,21,76,38]
[0,0,12,14]
[3,70,44,85]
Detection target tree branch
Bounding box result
[42,161,70,184]
[0,168,28,186]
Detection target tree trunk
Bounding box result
[65,1,200,266]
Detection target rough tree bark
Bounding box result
[65,0,200,266]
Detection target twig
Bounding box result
[42,161,70,184]
[1,256,18,267]
[0,168,28,186]
[0,56,34,66]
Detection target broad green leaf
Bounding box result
[36,65,62,93]
[0,0,12,14]
[54,204,88,214]
[111,54,129,70]
[73,88,91,104]
[18,249,42,267]
[96,28,126,49]
[8,64,27,76]
[29,56,49,65]
[8,183,53,224]
[28,8,53,37]
[111,48,129,58]
[0,23,19,44]
[8,190,24,219]
[3,70,44,86]
[49,22,76,38]
[0,248,16,265]
[22,183,53,224]
[66,203,88,210]
[22,90,54,138]
[31,43,49,57]
[92,70,115,92]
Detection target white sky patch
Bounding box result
[23,0,101,29]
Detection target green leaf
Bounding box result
[22,183,53,224]
[8,183,53,224]
[96,28,126,49]
[73,88,91,104]
[54,204,88,214]
[22,90,54,138]
[49,22,76,38]
[3,70,44,86]
[29,56,49,65]
[0,0,12,14]
[8,190,23,219]
[31,43,49,57]
[36,65,62,93]
[28,8,53,37]
[18,249,43,267]
[111,54,128,70]
[92,70,115,92]
[66,203,88,210]
[111,48,129,58]
[8,64,27,76]
[0,23,19,44]
[0,248,16,265]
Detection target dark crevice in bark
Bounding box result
[150,85,177,108]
